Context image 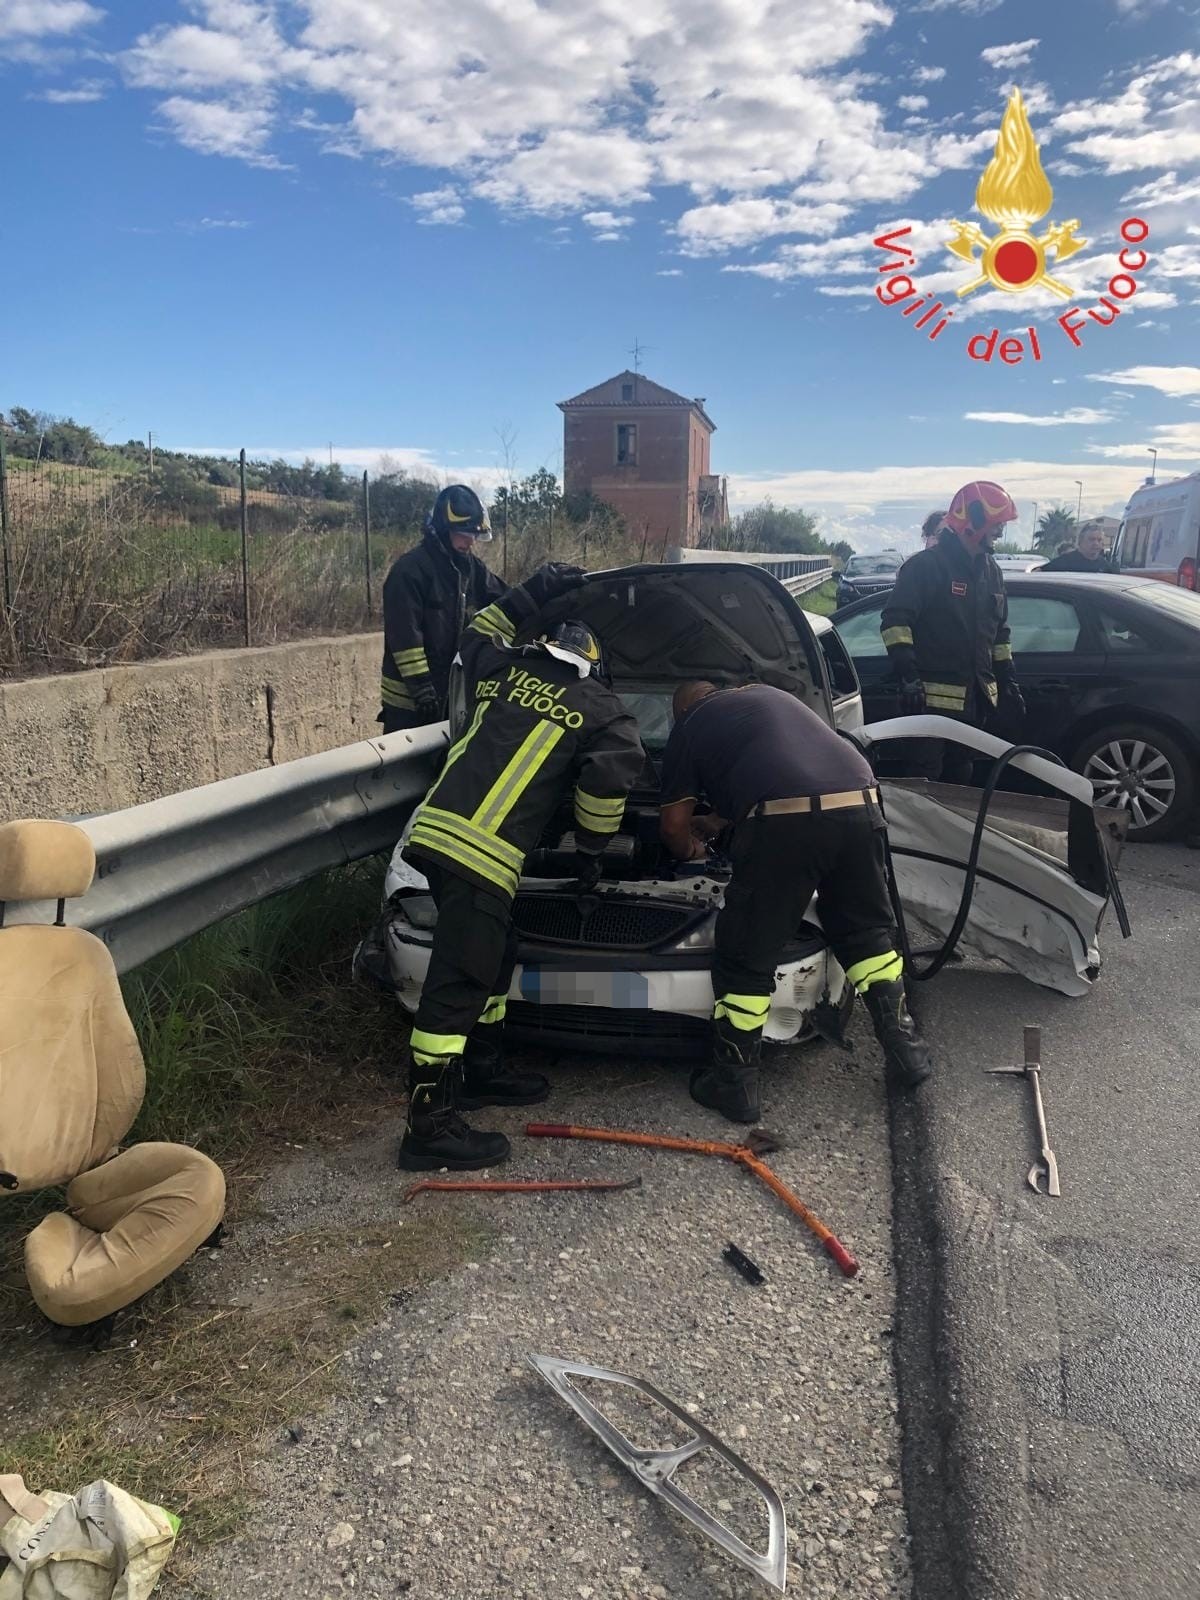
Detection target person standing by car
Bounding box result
[378,484,505,732]
[919,509,944,554]
[658,681,932,1125]
[398,570,646,1171]
[1040,523,1113,574]
[880,481,1024,782]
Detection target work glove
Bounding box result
[999,680,1026,721]
[522,562,586,608]
[411,683,441,719]
[570,850,603,892]
[898,677,926,716]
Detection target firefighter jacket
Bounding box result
[404,587,646,901]
[880,530,1014,713]
[380,529,505,718]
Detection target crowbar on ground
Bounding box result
[529,1352,788,1593]
[401,1176,643,1203]
[526,1123,859,1277]
[986,1024,1062,1196]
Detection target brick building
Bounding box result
[558,370,728,549]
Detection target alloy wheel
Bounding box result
[1083,738,1177,832]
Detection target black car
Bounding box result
[835,550,905,610]
[834,572,1200,841]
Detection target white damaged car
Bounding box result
[372,562,1125,1056]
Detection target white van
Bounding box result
[1113,472,1200,589]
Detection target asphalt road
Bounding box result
[891,840,1200,1600]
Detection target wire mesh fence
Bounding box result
[0,449,421,678]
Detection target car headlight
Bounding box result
[664,910,717,953]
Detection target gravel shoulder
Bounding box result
[182,1028,911,1600]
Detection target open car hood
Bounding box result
[521,562,826,712]
[859,715,1127,997]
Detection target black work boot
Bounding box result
[459,1021,550,1109]
[690,1018,762,1124]
[397,1060,512,1171]
[861,978,932,1089]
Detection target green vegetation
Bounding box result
[1034,505,1078,554]
[0,863,484,1565]
[798,578,839,616]
[707,500,851,564]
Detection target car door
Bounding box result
[1005,588,1102,755]
[830,599,898,721]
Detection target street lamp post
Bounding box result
[1031,500,1039,545]
[1148,447,1158,483]
[1074,480,1083,523]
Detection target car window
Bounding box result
[617,691,675,751]
[845,555,902,576]
[820,630,859,699]
[1097,609,1152,653]
[1007,596,1082,654]
[1122,583,1200,625]
[835,604,888,658]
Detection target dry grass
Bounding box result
[0,864,485,1567]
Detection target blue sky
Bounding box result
[3,0,1199,550]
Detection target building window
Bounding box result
[616,422,638,465]
[621,382,634,401]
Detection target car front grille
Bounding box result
[511,893,701,951]
[505,1001,709,1056]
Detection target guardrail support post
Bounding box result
[362,469,372,620]
[239,448,251,648]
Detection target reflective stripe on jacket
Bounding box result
[879,530,1012,709]
[403,587,646,900]
[379,530,505,716]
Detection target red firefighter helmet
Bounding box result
[944,480,1018,538]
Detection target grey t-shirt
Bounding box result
[660,685,873,821]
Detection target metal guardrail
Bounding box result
[666,547,833,598]
[5,725,448,974]
[781,566,834,598]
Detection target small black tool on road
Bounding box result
[724,1242,766,1286]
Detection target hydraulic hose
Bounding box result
[882,742,1067,982]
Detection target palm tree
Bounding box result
[1034,505,1077,554]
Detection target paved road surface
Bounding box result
[892,841,1200,1600]
[186,1031,911,1599]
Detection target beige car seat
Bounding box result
[0,819,225,1327]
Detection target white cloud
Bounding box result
[725,458,1150,553]
[1053,53,1200,172]
[157,95,279,164]
[409,186,465,225]
[1087,366,1200,398]
[656,268,684,276]
[912,65,946,84]
[964,408,1114,426]
[186,216,251,230]
[677,197,849,255]
[173,442,508,491]
[912,0,1004,12]
[898,94,928,112]
[1087,422,1200,462]
[1120,171,1200,209]
[30,77,106,100]
[980,39,1039,71]
[581,211,634,231]
[0,0,100,40]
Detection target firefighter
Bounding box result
[880,480,1024,783]
[659,681,931,1125]
[398,567,646,1171]
[378,484,505,732]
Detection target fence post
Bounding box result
[0,424,11,615]
[362,469,372,620]
[502,490,509,580]
[239,448,251,648]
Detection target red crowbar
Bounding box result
[526,1123,859,1278]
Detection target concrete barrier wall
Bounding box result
[0,632,384,820]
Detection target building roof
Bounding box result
[558,370,716,431]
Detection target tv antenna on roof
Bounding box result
[629,337,651,375]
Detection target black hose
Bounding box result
[883,742,1068,982]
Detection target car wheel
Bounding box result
[1072,723,1196,842]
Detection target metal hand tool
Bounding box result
[987,1025,1061,1196]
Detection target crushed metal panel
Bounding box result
[880,783,1106,995]
[529,1353,788,1593]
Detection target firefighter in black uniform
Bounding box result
[880,479,1024,782]
[398,564,646,1171]
[659,681,931,1125]
[379,484,506,732]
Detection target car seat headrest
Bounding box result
[0,820,96,904]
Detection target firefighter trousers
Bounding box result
[410,863,518,1070]
[897,683,986,785]
[710,807,900,1037]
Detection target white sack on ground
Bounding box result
[0,1477,177,1600]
